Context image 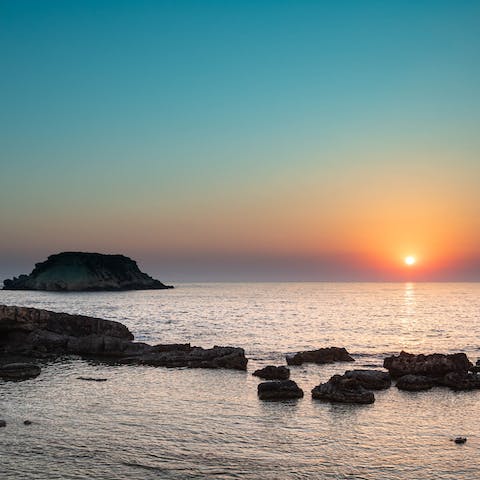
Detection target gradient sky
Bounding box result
[1,0,479,281]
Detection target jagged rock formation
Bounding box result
[384,351,480,392]
[312,374,375,404]
[3,252,173,291]
[286,347,354,366]
[383,351,472,378]
[0,305,247,372]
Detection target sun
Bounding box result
[404,256,416,266]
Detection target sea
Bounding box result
[1,282,479,479]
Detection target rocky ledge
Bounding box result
[3,252,173,291]
[286,347,354,366]
[0,305,247,374]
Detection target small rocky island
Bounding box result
[3,252,173,291]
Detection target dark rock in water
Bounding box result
[396,374,434,391]
[0,304,248,371]
[257,380,304,400]
[77,377,108,382]
[344,370,391,390]
[454,437,467,444]
[23,420,32,425]
[0,304,136,357]
[311,374,375,404]
[252,365,290,380]
[0,420,6,428]
[131,345,248,370]
[383,351,472,378]
[286,347,354,366]
[439,371,480,391]
[0,363,41,381]
[3,252,173,291]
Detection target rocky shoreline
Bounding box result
[0,304,247,372]
[1,304,480,407]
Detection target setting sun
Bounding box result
[404,256,416,266]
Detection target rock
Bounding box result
[0,304,136,357]
[77,377,108,382]
[0,420,6,428]
[383,351,472,378]
[0,305,248,371]
[23,420,32,425]
[286,347,354,366]
[396,374,434,391]
[3,252,173,291]
[133,345,248,370]
[0,363,41,381]
[344,369,391,390]
[454,437,467,444]
[439,372,480,391]
[311,374,375,404]
[252,365,290,380]
[257,380,304,400]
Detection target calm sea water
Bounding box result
[1,282,479,479]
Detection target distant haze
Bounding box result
[1,1,479,281]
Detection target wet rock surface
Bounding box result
[0,304,248,371]
[311,374,375,404]
[252,365,290,380]
[344,370,391,390]
[439,371,480,391]
[286,347,354,366]
[3,252,173,291]
[383,351,472,378]
[257,380,304,400]
[384,351,480,392]
[396,374,434,391]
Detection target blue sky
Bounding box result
[1,0,479,281]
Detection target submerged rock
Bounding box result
[383,351,472,378]
[311,374,375,404]
[0,363,41,381]
[257,380,304,400]
[0,304,248,371]
[3,252,173,291]
[396,374,434,391]
[77,377,108,382]
[344,369,391,390]
[286,347,354,366]
[252,365,290,380]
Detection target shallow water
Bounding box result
[1,282,479,479]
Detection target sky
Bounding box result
[1,0,479,281]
